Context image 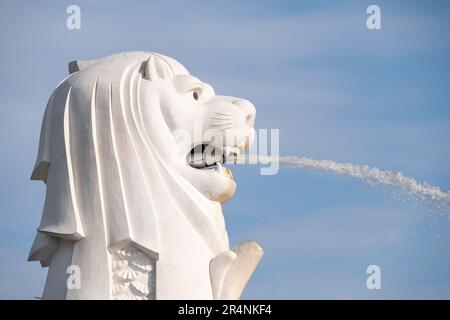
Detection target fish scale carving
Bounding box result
[111,245,156,300]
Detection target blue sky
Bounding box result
[0,0,449,299]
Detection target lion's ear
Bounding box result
[143,55,172,81]
[68,60,97,74]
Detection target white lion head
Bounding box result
[28,52,256,297]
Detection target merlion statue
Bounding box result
[28,52,263,300]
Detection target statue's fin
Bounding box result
[210,250,236,299]
[31,161,50,183]
[28,232,59,267]
[210,241,264,300]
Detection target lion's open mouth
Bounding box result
[186,144,240,170]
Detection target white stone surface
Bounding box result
[28,52,262,300]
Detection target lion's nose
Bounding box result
[232,99,256,127]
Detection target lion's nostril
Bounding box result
[245,114,252,125]
[232,99,256,127]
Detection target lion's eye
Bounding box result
[184,85,204,101]
[193,91,199,101]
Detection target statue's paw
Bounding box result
[210,240,264,300]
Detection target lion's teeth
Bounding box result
[230,147,240,156]
[224,146,232,158]
[224,146,240,159]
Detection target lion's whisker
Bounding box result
[209,123,233,127]
[208,126,233,131]
[212,116,232,120]
[213,112,232,117]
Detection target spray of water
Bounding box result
[235,155,450,217]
